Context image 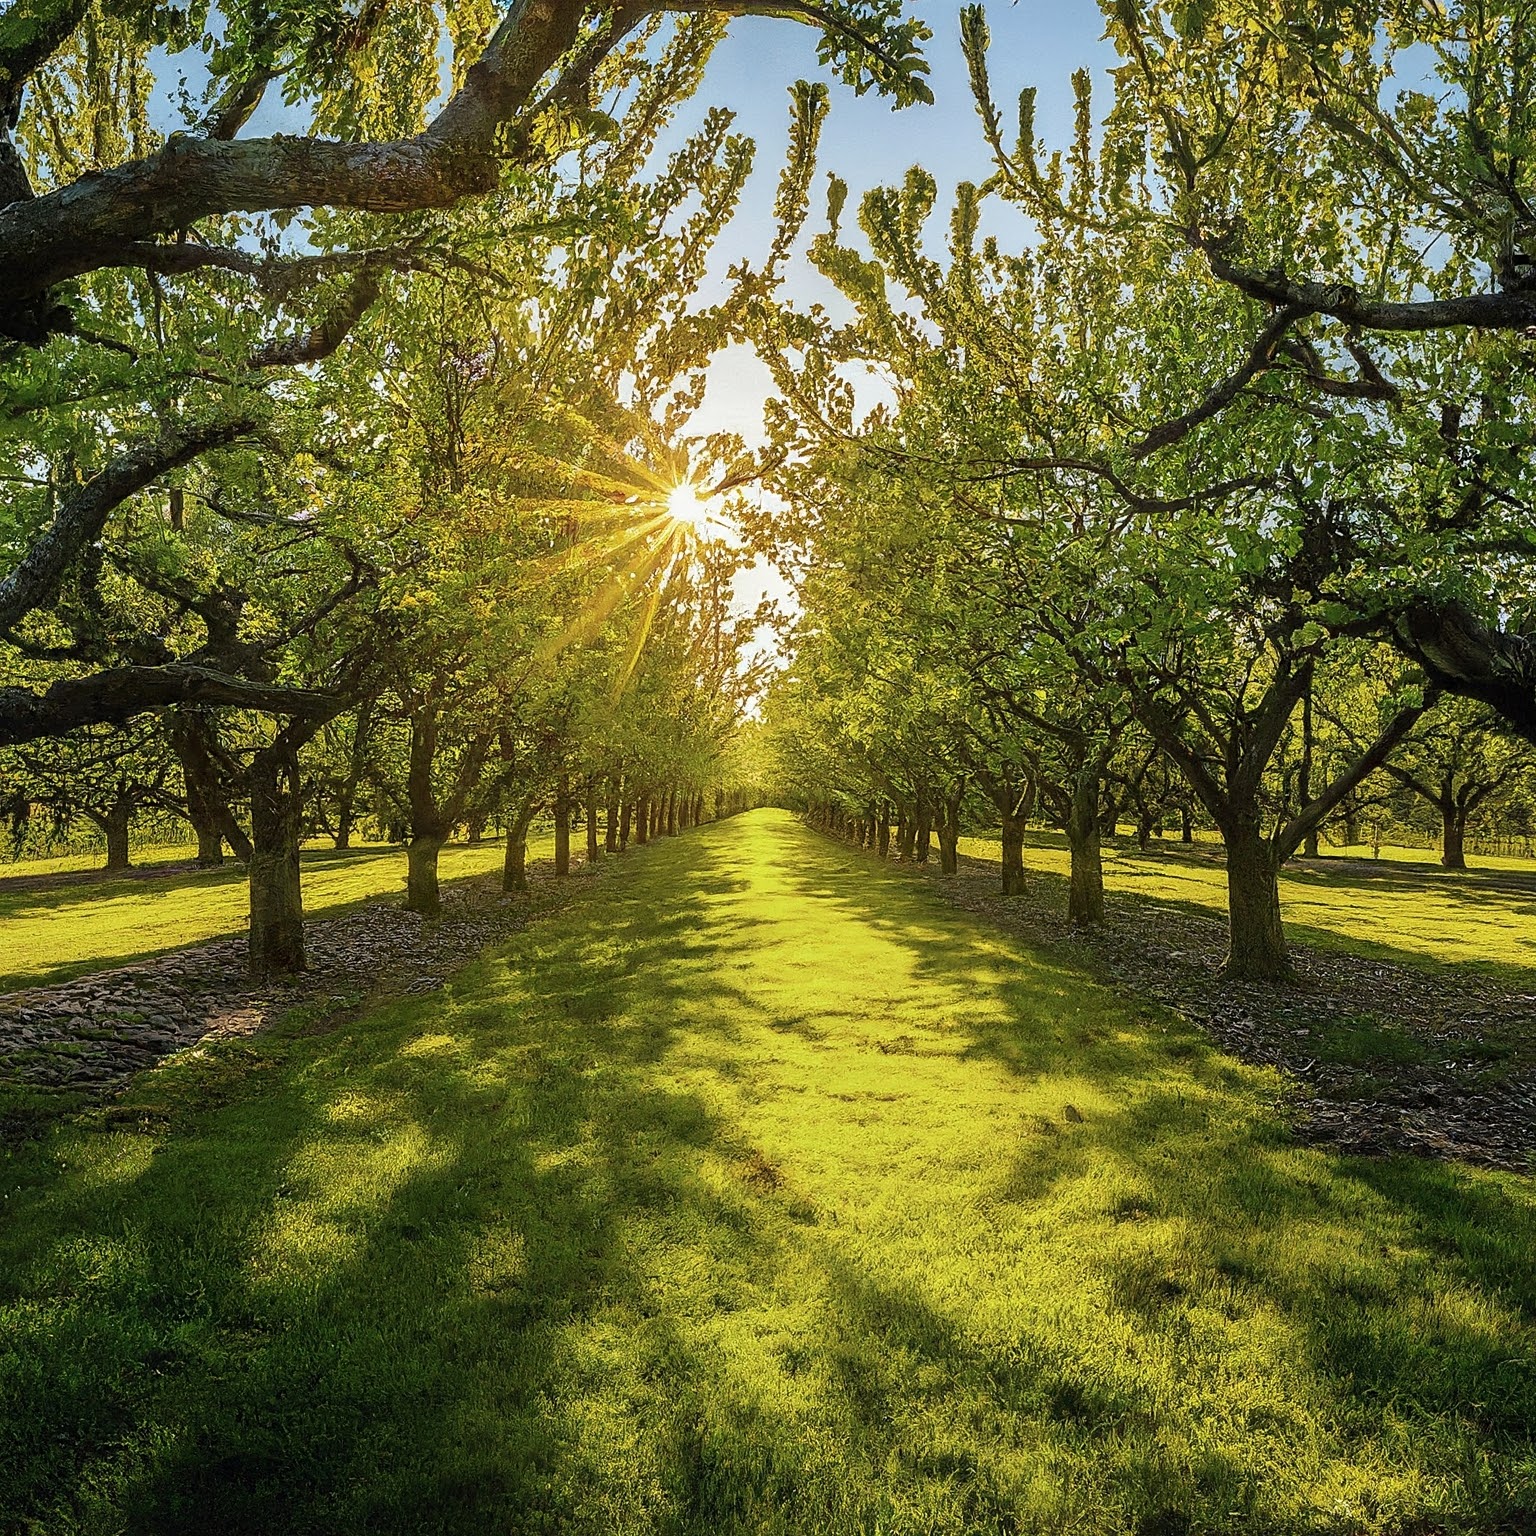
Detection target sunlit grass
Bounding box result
[960,831,1536,982]
[0,838,551,994]
[0,810,1530,1533]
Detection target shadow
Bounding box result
[0,841,519,995]
[0,812,1532,1534]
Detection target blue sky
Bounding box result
[664,2,1117,443]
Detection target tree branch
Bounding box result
[0,664,341,747]
[0,418,254,633]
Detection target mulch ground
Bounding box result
[906,849,1536,1174]
[0,857,594,1144]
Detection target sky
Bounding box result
[667,1,1118,445]
[652,3,1118,626]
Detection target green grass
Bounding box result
[0,838,550,994]
[0,809,1531,1533]
[960,831,1536,985]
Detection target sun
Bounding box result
[667,483,716,538]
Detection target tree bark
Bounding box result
[554,773,571,876]
[1000,811,1027,895]
[1442,801,1468,870]
[99,798,132,872]
[606,781,620,853]
[586,776,601,862]
[634,794,649,845]
[248,742,305,977]
[1066,769,1105,927]
[1222,822,1291,981]
[937,797,960,874]
[502,800,536,894]
[620,798,633,850]
[406,832,446,916]
[913,802,931,864]
[876,804,891,858]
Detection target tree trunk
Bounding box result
[554,774,571,876]
[606,783,620,853]
[1000,811,1027,895]
[1442,801,1468,870]
[914,802,931,864]
[665,789,677,836]
[404,713,446,917]
[876,804,891,858]
[586,777,601,862]
[1222,822,1291,981]
[406,832,446,917]
[937,800,960,874]
[1066,770,1105,927]
[465,813,486,846]
[248,743,306,978]
[101,799,132,872]
[170,709,247,863]
[896,811,914,861]
[503,801,536,893]
[334,700,373,855]
[1298,687,1317,859]
[634,794,649,845]
[1180,806,1193,844]
[620,799,633,849]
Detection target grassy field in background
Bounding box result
[960,831,1536,983]
[0,810,1530,1534]
[0,839,551,994]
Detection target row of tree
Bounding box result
[755,1,1536,981]
[0,2,895,973]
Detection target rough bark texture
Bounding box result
[1066,771,1105,927]
[406,833,446,917]
[1000,812,1027,895]
[1442,804,1468,871]
[248,743,305,978]
[0,663,340,748]
[1221,823,1291,981]
[99,799,132,872]
[502,801,536,894]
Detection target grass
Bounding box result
[960,830,1536,985]
[0,838,551,994]
[0,809,1531,1534]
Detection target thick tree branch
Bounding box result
[0,664,340,746]
[1394,599,1536,744]
[1201,245,1536,333]
[0,418,253,633]
[0,0,605,303]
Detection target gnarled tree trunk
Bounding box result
[1221,821,1290,980]
[1066,767,1105,927]
[248,741,306,978]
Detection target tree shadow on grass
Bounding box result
[766,820,1536,1530]
[4,816,1535,1534]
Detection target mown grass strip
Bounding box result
[0,810,1531,1534]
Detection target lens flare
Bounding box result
[667,483,713,536]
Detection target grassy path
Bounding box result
[1,810,1532,1534]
